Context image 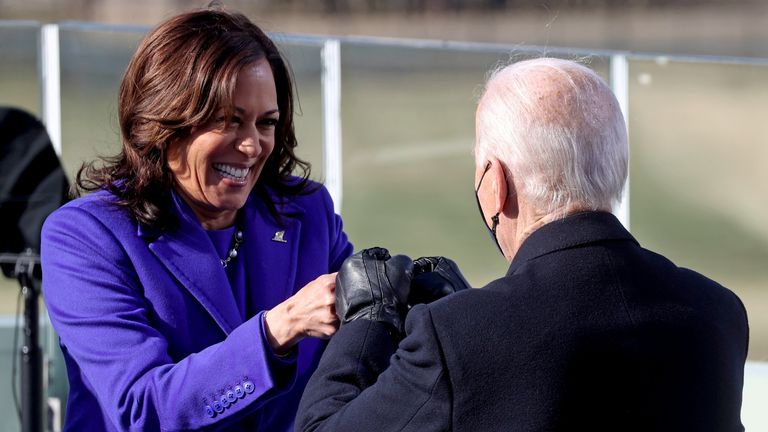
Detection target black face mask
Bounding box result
[474,161,503,256]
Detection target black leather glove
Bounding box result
[335,247,413,333]
[409,256,472,305]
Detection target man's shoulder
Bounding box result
[675,266,748,318]
[433,270,543,303]
[628,244,746,315]
[424,276,529,328]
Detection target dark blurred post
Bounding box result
[18,253,42,432]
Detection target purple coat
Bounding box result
[41,181,352,431]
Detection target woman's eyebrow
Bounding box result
[233,107,280,116]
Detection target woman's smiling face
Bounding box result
[167,58,278,230]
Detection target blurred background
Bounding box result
[3,0,768,56]
[1,0,767,431]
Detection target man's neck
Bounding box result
[506,203,593,260]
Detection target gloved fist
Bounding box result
[336,247,413,334]
[409,256,471,305]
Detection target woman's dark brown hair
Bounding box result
[76,7,312,229]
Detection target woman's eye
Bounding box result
[259,118,279,128]
[212,116,241,129]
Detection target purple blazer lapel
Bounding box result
[138,195,242,334]
[242,192,304,310]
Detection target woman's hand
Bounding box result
[263,273,339,355]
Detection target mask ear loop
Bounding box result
[491,213,500,236]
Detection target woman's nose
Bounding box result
[236,128,261,157]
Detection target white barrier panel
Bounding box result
[743,361,768,431]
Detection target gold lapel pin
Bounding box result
[271,230,287,243]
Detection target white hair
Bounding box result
[475,58,628,216]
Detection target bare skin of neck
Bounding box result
[500,200,593,261]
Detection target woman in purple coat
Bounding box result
[41,8,352,431]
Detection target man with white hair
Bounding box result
[297,58,749,431]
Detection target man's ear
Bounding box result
[489,157,508,215]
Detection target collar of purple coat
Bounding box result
[135,186,306,334]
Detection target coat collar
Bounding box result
[506,211,638,276]
[137,187,304,334]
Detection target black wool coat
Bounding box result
[297,211,749,432]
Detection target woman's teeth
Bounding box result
[213,163,250,181]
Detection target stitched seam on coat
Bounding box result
[354,321,375,391]
[401,307,451,430]
[603,249,636,327]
